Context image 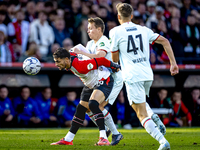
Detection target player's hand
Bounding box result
[4,109,10,115]
[50,116,57,121]
[72,47,82,54]
[110,61,121,73]
[170,64,179,76]
[5,114,13,122]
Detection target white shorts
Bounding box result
[125,80,153,105]
[106,71,123,105]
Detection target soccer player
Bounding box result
[110,3,179,150]
[73,17,166,136]
[51,48,120,146]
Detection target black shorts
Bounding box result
[80,75,114,102]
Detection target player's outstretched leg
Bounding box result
[146,103,166,135]
[89,100,110,146]
[141,117,170,150]
[50,104,88,145]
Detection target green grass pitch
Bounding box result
[0,128,199,150]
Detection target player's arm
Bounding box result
[154,35,179,76]
[111,51,119,63]
[74,47,106,58]
[74,57,120,73]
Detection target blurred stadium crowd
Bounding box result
[0,85,200,128]
[0,0,199,64]
[0,0,200,128]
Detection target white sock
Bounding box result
[146,103,154,118]
[64,131,75,142]
[141,117,166,144]
[100,130,107,139]
[87,111,98,126]
[102,109,119,135]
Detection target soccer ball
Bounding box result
[23,57,41,75]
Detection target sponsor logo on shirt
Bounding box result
[132,57,147,63]
[125,27,137,32]
[87,63,94,70]
[99,42,105,47]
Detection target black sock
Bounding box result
[69,104,87,134]
[89,100,105,131]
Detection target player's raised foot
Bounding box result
[96,137,110,146]
[111,132,124,146]
[106,129,111,138]
[151,114,166,135]
[50,138,73,145]
[158,141,170,150]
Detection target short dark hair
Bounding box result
[0,84,8,90]
[53,47,71,59]
[0,10,6,16]
[116,3,133,19]
[88,17,105,33]
[20,85,30,92]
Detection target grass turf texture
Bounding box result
[0,128,199,150]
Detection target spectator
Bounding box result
[115,90,126,128]
[187,88,200,126]
[57,8,64,19]
[150,89,172,108]
[0,31,13,63]
[150,49,162,64]
[7,2,17,22]
[146,0,156,20]
[180,0,197,25]
[0,10,7,37]
[48,10,57,27]
[29,11,55,57]
[24,1,36,23]
[130,0,139,10]
[7,9,29,56]
[73,19,89,46]
[52,18,71,47]
[169,17,188,61]
[0,1,11,25]
[0,85,14,127]
[170,91,192,127]
[44,1,54,14]
[12,86,42,127]
[146,6,165,31]
[35,0,45,14]
[56,91,88,127]
[45,43,60,62]
[62,38,73,50]
[184,14,200,57]
[35,87,58,127]
[18,42,42,62]
[134,2,147,23]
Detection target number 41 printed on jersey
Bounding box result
[127,34,143,55]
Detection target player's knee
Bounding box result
[88,100,99,111]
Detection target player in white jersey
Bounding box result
[73,17,166,144]
[110,3,179,150]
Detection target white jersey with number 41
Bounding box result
[109,22,160,83]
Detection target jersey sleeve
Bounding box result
[109,28,119,53]
[72,57,111,74]
[97,38,110,53]
[145,27,160,44]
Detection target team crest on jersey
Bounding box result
[99,42,105,47]
[87,63,94,70]
[109,38,112,44]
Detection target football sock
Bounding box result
[102,109,119,135]
[86,111,97,126]
[64,131,75,142]
[146,102,154,118]
[69,104,87,135]
[141,117,166,144]
[89,100,107,139]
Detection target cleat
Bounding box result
[152,114,166,135]
[111,132,123,146]
[158,141,170,150]
[50,138,73,145]
[96,137,110,146]
[106,129,111,138]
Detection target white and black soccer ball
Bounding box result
[23,57,41,75]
